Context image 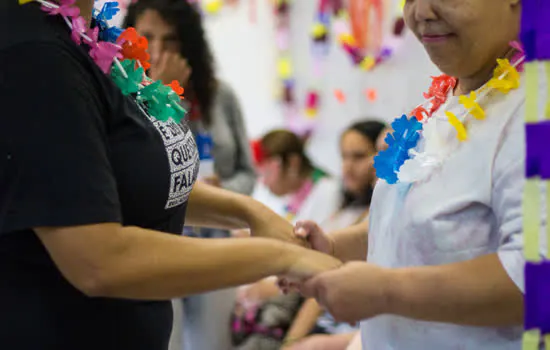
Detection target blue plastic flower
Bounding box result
[374,115,423,184]
[98,1,120,20]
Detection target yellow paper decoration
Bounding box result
[488,58,520,94]
[311,23,327,38]
[338,33,356,46]
[277,58,292,80]
[459,91,486,120]
[524,178,542,262]
[360,56,375,71]
[305,108,317,118]
[445,111,468,141]
[204,0,223,13]
[525,63,540,123]
[523,330,541,350]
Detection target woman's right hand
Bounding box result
[149,52,191,86]
[294,221,335,256]
[282,245,342,283]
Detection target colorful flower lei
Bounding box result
[374,49,525,184]
[22,0,186,124]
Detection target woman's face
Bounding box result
[341,130,377,195]
[404,0,520,78]
[135,9,180,66]
[259,156,300,196]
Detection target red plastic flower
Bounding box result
[168,80,185,99]
[423,75,457,114]
[410,105,428,121]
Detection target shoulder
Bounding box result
[214,81,239,105]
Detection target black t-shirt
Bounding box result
[0,2,199,349]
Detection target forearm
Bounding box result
[331,221,368,262]
[94,226,292,299]
[186,182,273,230]
[285,298,324,341]
[387,253,523,326]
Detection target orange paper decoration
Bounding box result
[365,88,377,102]
[349,0,384,53]
[334,89,346,103]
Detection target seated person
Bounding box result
[283,121,387,350]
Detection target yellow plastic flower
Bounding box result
[446,111,468,141]
[459,91,486,120]
[488,58,520,94]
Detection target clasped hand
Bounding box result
[280,221,392,324]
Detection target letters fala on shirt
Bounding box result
[146,113,199,209]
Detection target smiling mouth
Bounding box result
[421,33,453,43]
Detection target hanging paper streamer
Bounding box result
[305,90,320,117]
[521,1,550,349]
[334,89,346,103]
[328,0,406,71]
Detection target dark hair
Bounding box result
[340,120,386,209]
[124,0,217,125]
[260,130,314,175]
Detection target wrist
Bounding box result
[383,268,408,316]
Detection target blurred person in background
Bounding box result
[231,129,341,350]
[124,1,255,349]
[282,120,386,350]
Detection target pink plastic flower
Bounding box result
[89,42,122,73]
[70,16,87,45]
[41,0,79,17]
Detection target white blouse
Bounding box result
[361,78,546,349]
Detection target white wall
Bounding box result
[101,0,439,174]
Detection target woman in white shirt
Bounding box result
[293,1,537,349]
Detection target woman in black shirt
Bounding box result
[0,1,340,349]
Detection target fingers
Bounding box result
[294,220,320,238]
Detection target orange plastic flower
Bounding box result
[117,28,151,70]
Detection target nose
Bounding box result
[148,39,164,65]
[409,0,437,22]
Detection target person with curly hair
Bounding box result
[124,1,257,349]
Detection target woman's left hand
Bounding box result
[299,262,392,324]
[249,213,309,248]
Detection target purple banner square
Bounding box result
[525,122,550,179]
[525,261,550,333]
[536,32,550,60]
[521,0,539,61]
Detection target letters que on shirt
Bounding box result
[145,112,199,209]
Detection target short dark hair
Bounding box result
[124,0,217,125]
[260,130,313,174]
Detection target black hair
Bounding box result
[340,120,386,209]
[124,0,217,125]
